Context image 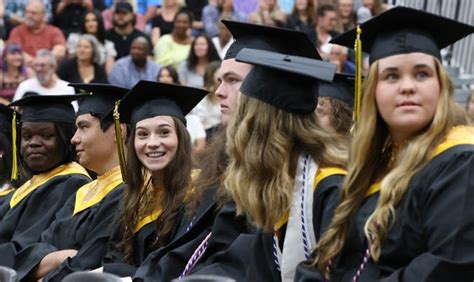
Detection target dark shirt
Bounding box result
[105,28,149,60]
[151,15,174,36]
[52,2,87,38]
[57,59,108,85]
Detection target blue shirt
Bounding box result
[108,56,160,89]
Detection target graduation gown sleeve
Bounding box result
[41,185,124,282]
[0,172,90,268]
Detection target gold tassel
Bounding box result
[11,111,19,181]
[113,101,127,182]
[354,25,363,126]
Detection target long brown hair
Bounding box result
[291,0,316,26]
[224,95,347,231]
[314,58,469,274]
[117,116,192,265]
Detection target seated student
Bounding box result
[132,20,339,282]
[296,6,474,281]
[97,80,207,278]
[0,95,91,268]
[219,48,347,281]
[0,105,17,209]
[14,84,129,282]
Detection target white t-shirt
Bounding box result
[185,114,206,144]
[13,78,77,109]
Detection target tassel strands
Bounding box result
[113,101,127,182]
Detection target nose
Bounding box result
[147,133,161,149]
[399,76,416,95]
[71,130,80,145]
[215,82,226,99]
[28,135,42,147]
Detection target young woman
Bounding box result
[0,43,32,103]
[99,80,207,277]
[178,35,221,89]
[150,0,180,46]
[0,95,91,267]
[58,34,108,84]
[249,0,287,27]
[296,6,474,281]
[154,9,194,69]
[67,10,117,74]
[157,65,180,85]
[287,0,316,38]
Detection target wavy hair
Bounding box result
[116,117,192,264]
[186,35,221,71]
[224,95,347,231]
[314,58,469,274]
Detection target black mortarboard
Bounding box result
[330,6,474,64]
[69,83,129,120]
[235,48,337,113]
[222,20,321,60]
[114,80,208,126]
[319,73,356,107]
[9,95,86,123]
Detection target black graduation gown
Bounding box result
[102,206,185,277]
[0,163,91,268]
[133,187,219,281]
[14,182,124,281]
[295,143,474,281]
[244,173,345,282]
[0,185,14,212]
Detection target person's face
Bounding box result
[71,114,115,173]
[329,45,347,63]
[130,40,148,64]
[25,2,45,28]
[76,39,94,62]
[194,37,209,58]
[5,50,24,68]
[173,13,191,35]
[316,97,334,132]
[215,59,252,124]
[20,122,64,173]
[158,69,174,84]
[320,11,337,32]
[134,116,178,174]
[295,0,308,11]
[338,0,354,17]
[375,53,440,141]
[467,94,474,120]
[33,56,54,85]
[84,13,99,34]
[113,11,133,28]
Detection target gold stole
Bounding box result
[73,166,123,216]
[10,162,90,209]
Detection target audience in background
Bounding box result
[52,0,93,38]
[314,4,339,55]
[467,91,474,123]
[9,0,66,64]
[328,44,355,74]
[157,65,179,84]
[154,9,193,69]
[202,0,246,38]
[14,49,74,101]
[178,35,221,88]
[249,0,287,27]
[105,2,149,60]
[0,43,32,104]
[336,0,356,32]
[212,19,233,59]
[109,36,159,88]
[66,9,117,74]
[57,34,108,84]
[102,0,147,31]
[287,0,316,39]
[150,0,180,46]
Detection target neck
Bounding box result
[77,58,93,66]
[316,25,328,35]
[94,154,120,176]
[7,66,20,76]
[41,75,56,88]
[29,22,45,33]
[115,25,133,35]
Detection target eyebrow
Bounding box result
[76,120,91,127]
[136,123,172,130]
[222,72,242,79]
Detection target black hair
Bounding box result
[157,65,181,84]
[55,122,78,165]
[80,9,106,44]
[186,35,221,70]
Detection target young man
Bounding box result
[13,84,129,282]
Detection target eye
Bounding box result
[136,131,148,138]
[415,71,429,80]
[22,134,31,141]
[385,73,399,81]
[42,134,53,139]
[160,129,170,136]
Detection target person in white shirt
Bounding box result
[13,49,75,101]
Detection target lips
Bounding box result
[27,151,46,158]
[146,152,166,158]
[397,101,420,107]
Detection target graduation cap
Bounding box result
[222,20,321,60]
[319,73,356,107]
[0,104,15,133]
[69,83,129,120]
[109,80,208,182]
[235,48,337,113]
[330,6,474,64]
[9,94,86,124]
